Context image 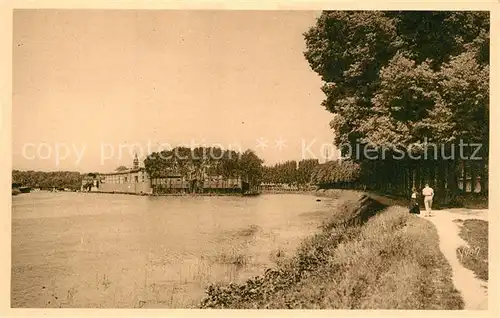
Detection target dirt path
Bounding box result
[424,209,488,310]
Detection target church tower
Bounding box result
[133,153,139,169]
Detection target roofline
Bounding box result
[102,168,144,175]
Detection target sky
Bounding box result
[12,10,337,173]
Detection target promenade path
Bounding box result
[425,208,488,310]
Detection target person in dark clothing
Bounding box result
[409,187,420,214]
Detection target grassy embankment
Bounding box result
[455,219,488,281]
[199,190,463,309]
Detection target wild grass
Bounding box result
[269,248,286,265]
[199,194,463,309]
[236,224,260,238]
[456,219,488,281]
[315,189,361,200]
[449,194,488,209]
[214,250,250,268]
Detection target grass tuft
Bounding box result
[236,225,260,238]
[214,250,250,268]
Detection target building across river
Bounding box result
[81,155,245,194]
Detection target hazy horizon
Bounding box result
[13,10,338,173]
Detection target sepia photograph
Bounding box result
[8,6,491,312]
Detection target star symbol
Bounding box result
[275,138,287,151]
[255,137,269,150]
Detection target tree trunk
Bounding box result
[480,159,488,194]
[371,160,376,190]
[427,160,435,187]
[383,161,389,193]
[396,162,402,195]
[437,160,446,202]
[402,165,407,195]
[370,160,375,190]
[415,162,421,190]
[462,160,467,193]
[470,161,477,193]
[408,164,414,191]
[447,160,459,200]
[401,163,407,195]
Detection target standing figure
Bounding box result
[409,187,420,214]
[422,183,434,217]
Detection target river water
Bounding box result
[11,192,335,308]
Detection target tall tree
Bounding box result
[239,150,264,190]
[304,11,489,199]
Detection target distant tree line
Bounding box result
[12,170,83,190]
[260,158,365,191]
[261,159,320,187]
[144,146,264,191]
[311,160,362,189]
[303,11,489,203]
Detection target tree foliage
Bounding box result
[240,150,264,189]
[311,160,361,186]
[304,11,489,198]
[262,161,297,185]
[12,170,83,190]
[261,159,319,186]
[304,11,489,154]
[143,147,264,190]
[297,159,320,185]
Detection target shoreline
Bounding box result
[22,189,360,198]
[199,190,464,309]
[77,191,255,197]
[76,189,323,197]
[80,190,329,197]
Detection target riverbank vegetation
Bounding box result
[12,170,83,190]
[311,160,361,189]
[144,147,263,193]
[302,11,489,207]
[261,159,319,188]
[200,191,462,309]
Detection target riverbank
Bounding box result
[317,189,488,209]
[199,190,463,309]
[80,191,253,197]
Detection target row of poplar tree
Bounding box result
[301,11,489,202]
